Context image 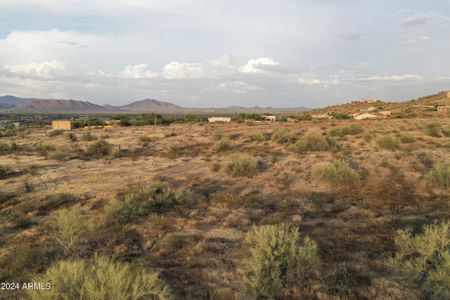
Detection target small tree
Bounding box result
[242,224,319,299]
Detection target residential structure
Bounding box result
[208,117,231,123]
[437,106,450,113]
[352,112,387,120]
[52,120,73,130]
[262,115,277,122]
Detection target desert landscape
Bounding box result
[1,99,449,299]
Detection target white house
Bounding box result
[208,117,231,123]
[262,115,277,122]
[353,112,379,120]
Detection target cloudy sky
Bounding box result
[1,0,450,108]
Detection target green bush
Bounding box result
[139,135,151,146]
[388,220,450,299]
[28,255,172,300]
[48,129,64,137]
[377,135,400,150]
[48,149,71,161]
[50,209,93,255]
[324,263,371,297]
[425,163,450,188]
[214,137,231,151]
[242,224,319,299]
[271,128,294,143]
[425,123,442,137]
[102,199,148,227]
[81,132,98,141]
[83,140,113,159]
[329,125,364,137]
[399,134,417,144]
[248,131,265,142]
[0,165,13,179]
[293,132,332,153]
[212,132,223,141]
[225,153,259,177]
[313,159,359,187]
[35,142,57,156]
[67,132,77,141]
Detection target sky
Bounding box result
[0,0,450,108]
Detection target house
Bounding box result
[412,105,435,110]
[437,106,450,113]
[52,120,73,130]
[360,106,376,113]
[287,118,297,122]
[262,115,277,122]
[379,111,391,116]
[208,117,231,123]
[352,112,386,120]
[312,113,333,120]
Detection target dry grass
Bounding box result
[0,117,449,299]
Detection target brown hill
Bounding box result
[10,99,110,113]
[118,99,183,112]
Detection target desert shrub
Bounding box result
[329,125,364,137]
[399,134,417,143]
[425,163,450,188]
[242,224,319,299]
[271,128,294,143]
[363,133,373,142]
[292,132,332,153]
[225,153,259,177]
[212,132,223,141]
[81,131,98,141]
[50,208,93,255]
[83,140,113,159]
[388,220,450,299]
[67,132,77,141]
[312,159,359,187]
[103,185,180,227]
[35,142,57,156]
[28,255,172,300]
[214,137,231,151]
[442,127,450,137]
[0,142,13,155]
[425,122,442,137]
[48,129,64,137]
[248,131,265,142]
[139,135,151,146]
[0,165,13,179]
[377,135,400,150]
[323,263,371,297]
[48,149,72,161]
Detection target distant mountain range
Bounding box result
[0,95,308,113]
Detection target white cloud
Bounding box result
[239,57,279,74]
[400,35,430,45]
[217,81,259,94]
[5,59,65,78]
[122,64,159,79]
[162,61,204,79]
[358,74,422,81]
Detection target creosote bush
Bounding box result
[48,129,64,137]
[271,128,294,143]
[83,140,113,159]
[377,135,400,150]
[35,142,57,156]
[293,132,332,153]
[225,153,259,177]
[329,124,364,137]
[214,137,231,151]
[242,224,319,299]
[425,122,442,137]
[388,220,450,299]
[399,133,416,144]
[312,159,359,187]
[81,131,98,141]
[248,131,265,142]
[425,163,450,188]
[28,255,172,300]
[50,208,93,255]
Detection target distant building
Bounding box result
[360,106,376,113]
[287,118,297,122]
[352,112,387,120]
[447,91,450,98]
[437,106,450,113]
[412,105,435,110]
[379,111,391,116]
[52,120,73,130]
[262,115,277,122]
[312,113,333,119]
[208,117,231,123]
